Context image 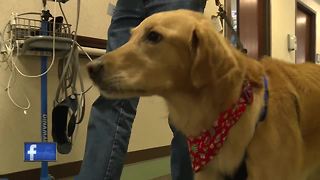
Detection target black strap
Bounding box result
[52,94,78,154]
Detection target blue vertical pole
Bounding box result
[40,19,49,180]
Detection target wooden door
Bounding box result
[296,2,316,64]
[225,0,270,59]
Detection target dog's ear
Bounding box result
[190,22,241,88]
[190,24,212,88]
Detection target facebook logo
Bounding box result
[24,143,56,161]
[27,144,37,161]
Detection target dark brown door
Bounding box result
[296,2,316,64]
[225,0,270,59]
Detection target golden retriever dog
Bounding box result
[87,10,320,180]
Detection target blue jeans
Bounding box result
[78,1,206,180]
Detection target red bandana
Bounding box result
[187,82,253,172]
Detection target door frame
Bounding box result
[296,0,316,62]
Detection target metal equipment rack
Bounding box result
[10,13,73,56]
[9,11,73,180]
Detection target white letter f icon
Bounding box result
[27,144,37,161]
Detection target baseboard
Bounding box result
[0,145,170,180]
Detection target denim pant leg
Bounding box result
[169,123,194,180]
[144,0,207,16]
[143,1,206,180]
[107,0,145,51]
[78,1,144,180]
[78,97,139,180]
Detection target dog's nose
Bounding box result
[87,62,104,81]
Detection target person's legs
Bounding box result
[144,0,206,16]
[169,123,194,180]
[107,0,145,51]
[143,1,206,180]
[77,1,145,180]
[78,97,139,180]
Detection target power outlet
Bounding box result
[316,53,320,64]
[287,34,297,51]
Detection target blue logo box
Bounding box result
[24,142,56,162]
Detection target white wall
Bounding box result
[270,0,296,63]
[271,0,320,63]
[0,56,98,173]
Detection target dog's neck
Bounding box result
[187,81,254,172]
[163,52,267,177]
[163,52,264,138]
[165,91,220,136]
[163,73,246,137]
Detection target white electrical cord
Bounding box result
[6,68,31,111]
[0,0,58,111]
[54,0,92,125]
[4,42,31,111]
[59,2,69,26]
[75,41,93,62]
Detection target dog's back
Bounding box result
[261,58,320,174]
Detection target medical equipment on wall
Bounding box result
[0,0,94,179]
[10,13,73,56]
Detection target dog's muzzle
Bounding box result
[87,61,104,83]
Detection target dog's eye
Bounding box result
[146,31,163,43]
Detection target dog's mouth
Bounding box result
[89,76,148,99]
[99,86,148,98]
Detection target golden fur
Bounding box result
[87,10,320,180]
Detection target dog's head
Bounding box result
[88,10,240,99]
